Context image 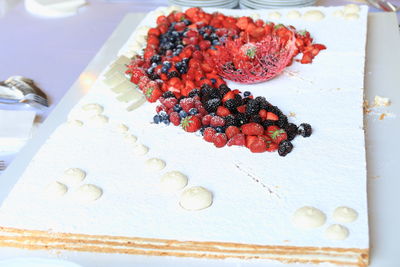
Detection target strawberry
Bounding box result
[181,116,201,132]
[144,82,162,103]
[227,133,245,147]
[170,112,181,126]
[213,133,227,148]
[225,126,240,139]
[222,91,235,103]
[210,116,225,127]
[203,127,217,142]
[300,53,313,64]
[313,44,327,50]
[180,98,195,112]
[216,106,231,117]
[241,123,264,136]
[201,114,213,126]
[266,126,287,144]
[266,112,279,121]
[245,135,258,148]
[163,97,178,109]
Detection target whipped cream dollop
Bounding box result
[61,168,86,186]
[133,144,149,156]
[268,12,282,20]
[81,103,104,117]
[287,10,301,19]
[180,186,213,211]
[160,171,188,192]
[45,181,68,197]
[325,224,349,240]
[125,134,138,144]
[333,206,358,223]
[88,115,109,126]
[145,158,166,171]
[344,4,361,14]
[113,122,129,133]
[292,206,326,229]
[67,119,84,127]
[303,10,325,21]
[74,184,103,202]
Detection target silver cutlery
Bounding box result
[0,76,49,109]
[0,160,6,172]
[367,0,400,12]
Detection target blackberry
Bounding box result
[250,115,263,124]
[215,126,224,133]
[188,89,200,98]
[148,72,159,80]
[277,115,288,128]
[167,71,180,79]
[278,140,293,157]
[225,115,238,127]
[234,94,243,105]
[284,123,298,141]
[162,91,175,98]
[235,113,249,126]
[201,84,219,99]
[262,120,278,128]
[224,99,238,112]
[254,96,270,110]
[204,98,221,113]
[150,54,162,64]
[245,99,260,116]
[298,123,312,137]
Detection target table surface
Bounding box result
[0,1,400,266]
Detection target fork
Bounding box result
[0,160,6,172]
[4,76,49,107]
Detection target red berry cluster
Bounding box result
[125,8,318,156]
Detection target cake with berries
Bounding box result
[0,5,369,267]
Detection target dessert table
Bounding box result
[0,1,399,266]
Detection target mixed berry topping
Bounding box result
[125,8,321,156]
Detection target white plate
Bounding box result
[0,11,399,267]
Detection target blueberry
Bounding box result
[163,61,172,68]
[278,140,293,157]
[162,118,170,125]
[159,111,167,116]
[183,19,191,25]
[179,110,188,118]
[153,115,162,124]
[298,123,312,137]
[150,55,161,64]
[200,126,206,136]
[243,91,251,97]
[173,104,182,112]
[161,65,169,74]
[212,40,220,46]
[215,126,224,133]
[188,108,198,115]
[210,78,216,84]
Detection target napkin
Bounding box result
[0,110,36,152]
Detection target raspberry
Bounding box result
[180,98,195,112]
[163,97,178,109]
[210,116,225,127]
[202,114,213,126]
[203,127,217,142]
[156,105,167,113]
[170,112,181,126]
[213,133,227,148]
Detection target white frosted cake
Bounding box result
[0,5,369,267]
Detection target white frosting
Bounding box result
[60,168,86,186]
[303,10,325,21]
[103,72,127,87]
[345,13,360,20]
[73,184,102,203]
[81,103,103,117]
[268,12,282,20]
[333,10,344,18]
[333,207,358,223]
[67,120,83,127]
[292,207,326,229]
[124,134,138,144]
[325,224,349,240]
[250,13,260,20]
[344,4,361,14]
[160,171,188,192]
[180,186,213,211]
[0,6,369,251]
[113,122,129,133]
[87,115,109,126]
[45,181,67,197]
[133,144,149,156]
[287,10,301,19]
[145,158,166,171]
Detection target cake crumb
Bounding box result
[379,113,387,120]
[363,100,371,114]
[283,240,291,243]
[288,112,296,118]
[374,96,391,107]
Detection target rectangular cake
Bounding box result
[0,5,369,266]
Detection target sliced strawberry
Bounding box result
[216,106,231,117]
[245,135,258,148]
[225,126,240,139]
[241,123,264,136]
[258,109,267,119]
[222,91,235,103]
[237,105,246,113]
[227,133,245,147]
[213,133,227,148]
[266,112,279,121]
[181,116,201,132]
[203,127,216,142]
